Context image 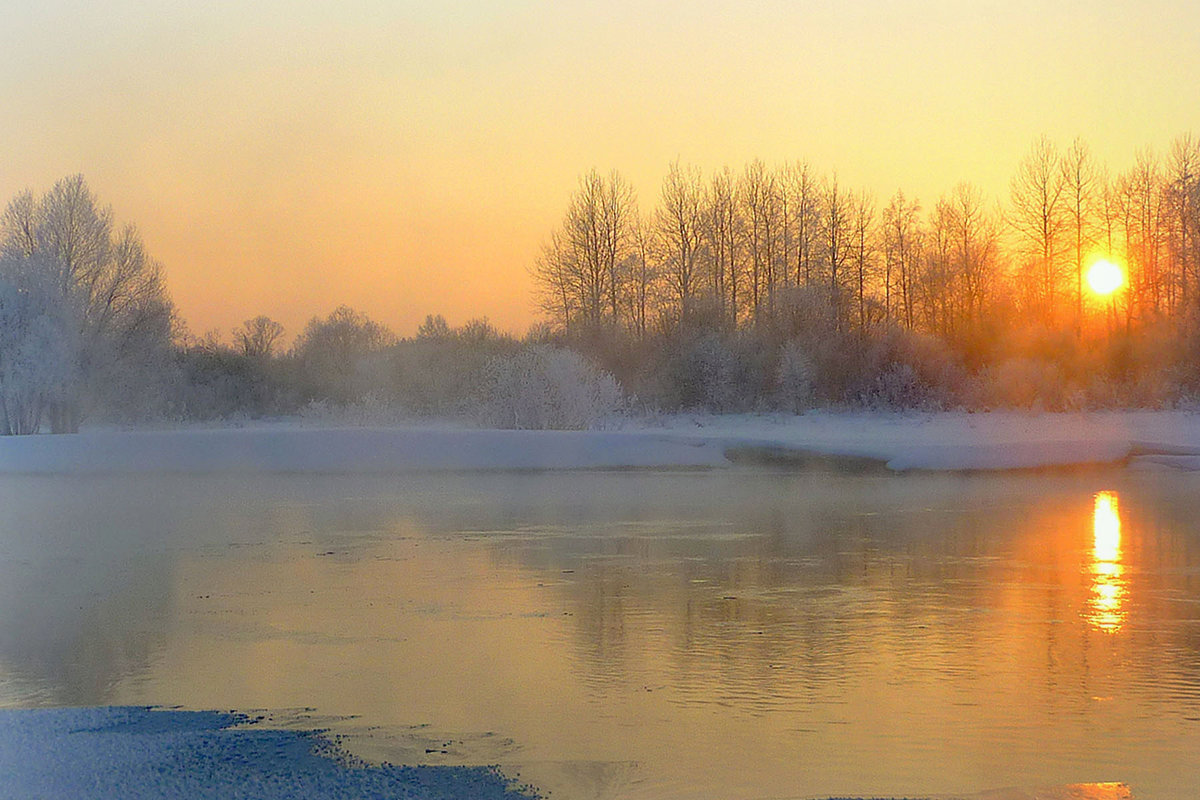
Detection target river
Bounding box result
[1,468,1198,798]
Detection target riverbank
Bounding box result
[2,410,1200,474]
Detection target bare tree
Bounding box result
[532,170,637,331]
[923,196,955,336]
[848,189,878,331]
[626,215,657,338]
[881,190,922,328]
[945,182,999,337]
[740,161,772,320]
[1010,136,1067,326]
[705,167,741,326]
[531,229,579,327]
[820,173,852,329]
[657,161,705,322]
[293,306,395,404]
[0,191,39,258]
[1165,134,1200,322]
[1060,137,1099,334]
[234,316,286,358]
[1121,151,1166,319]
[784,162,821,287]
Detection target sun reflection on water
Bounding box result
[1087,491,1127,634]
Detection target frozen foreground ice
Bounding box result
[0,707,539,800]
[1,411,1200,474]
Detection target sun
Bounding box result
[1087,259,1124,296]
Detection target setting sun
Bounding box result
[1087,259,1125,296]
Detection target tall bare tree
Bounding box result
[848,189,877,331]
[1121,151,1166,319]
[656,161,705,323]
[784,162,821,288]
[820,174,852,329]
[1165,134,1200,322]
[626,215,657,338]
[533,169,637,331]
[945,182,999,337]
[740,160,772,320]
[881,190,922,328]
[1010,136,1067,326]
[1060,137,1099,334]
[705,167,741,326]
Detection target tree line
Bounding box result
[0,177,621,433]
[4,139,1200,437]
[534,136,1200,358]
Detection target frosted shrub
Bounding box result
[296,394,410,427]
[655,331,757,412]
[981,358,1066,410]
[775,339,815,413]
[690,333,743,411]
[859,362,940,411]
[484,345,623,430]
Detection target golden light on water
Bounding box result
[1088,491,1127,633]
[1087,259,1125,296]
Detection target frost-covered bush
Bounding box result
[858,362,942,411]
[170,343,299,422]
[389,318,518,417]
[978,357,1067,410]
[775,339,815,413]
[856,326,961,409]
[292,306,395,404]
[648,330,764,412]
[483,345,623,429]
[684,333,743,411]
[297,394,411,427]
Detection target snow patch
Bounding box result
[0,706,538,800]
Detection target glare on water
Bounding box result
[1087,491,1127,634]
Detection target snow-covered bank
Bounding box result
[2,411,1200,474]
[0,706,536,800]
[658,410,1200,471]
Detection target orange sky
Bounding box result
[2,1,1198,343]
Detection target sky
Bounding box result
[2,0,1199,343]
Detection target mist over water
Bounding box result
[2,469,1199,799]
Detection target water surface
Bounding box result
[2,469,1199,799]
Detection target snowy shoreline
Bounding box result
[3,411,1200,474]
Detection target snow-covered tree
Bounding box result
[292,306,395,403]
[484,346,623,430]
[0,176,175,431]
[775,338,815,413]
[0,261,78,434]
